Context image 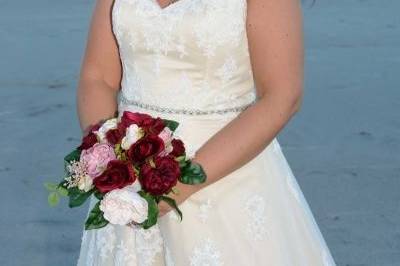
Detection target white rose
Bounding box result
[99,184,148,225]
[129,180,142,192]
[95,118,118,142]
[77,174,93,192]
[121,124,143,150]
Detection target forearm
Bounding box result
[192,89,302,190]
[76,78,119,134]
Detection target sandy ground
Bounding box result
[0,0,399,265]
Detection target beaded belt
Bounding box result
[120,95,256,115]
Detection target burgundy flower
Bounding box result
[127,135,165,164]
[93,160,137,194]
[105,128,123,145]
[119,111,166,135]
[170,139,185,157]
[141,117,165,135]
[78,123,101,150]
[140,156,180,195]
[119,111,154,131]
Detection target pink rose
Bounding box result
[80,143,117,178]
[158,127,173,143]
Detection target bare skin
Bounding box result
[76,0,121,133]
[76,0,304,217]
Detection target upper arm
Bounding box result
[79,0,122,91]
[246,0,304,99]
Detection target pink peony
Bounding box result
[158,127,174,156]
[80,143,116,178]
[158,127,173,143]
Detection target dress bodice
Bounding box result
[112,0,257,112]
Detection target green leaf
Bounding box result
[48,192,60,207]
[64,149,81,163]
[44,182,58,191]
[94,190,104,200]
[159,195,183,221]
[175,155,188,168]
[56,186,69,197]
[85,201,109,230]
[58,179,68,188]
[68,187,93,208]
[162,119,179,132]
[179,161,207,185]
[138,191,159,229]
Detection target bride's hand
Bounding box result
[158,182,201,218]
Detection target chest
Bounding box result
[111,0,248,58]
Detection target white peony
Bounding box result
[129,179,142,192]
[77,174,93,192]
[95,118,118,142]
[99,183,148,225]
[121,124,143,150]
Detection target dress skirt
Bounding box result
[76,103,336,266]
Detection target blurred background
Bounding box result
[0,0,399,265]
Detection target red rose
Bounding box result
[119,111,154,130]
[119,111,165,135]
[127,135,165,164]
[105,128,123,145]
[78,123,101,150]
[170,139,185,157]
[141,117,165,135]
[140,156,180,195]
[93,160,136,193]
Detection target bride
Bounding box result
[76,0,336,265]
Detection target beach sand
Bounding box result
[0,0,399,265]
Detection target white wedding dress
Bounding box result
[77,0,337,265]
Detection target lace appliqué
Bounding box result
[197,199,212,223]
[243,194,268,241]
[78,225,133,265]
[135,226,164,266]
[113,0,256,112]
[97,226,117,259]
[116,0,201,75]
[190,237,224,266]
[78,228,96,264]
[164,244,176,266]
[271,139,303,204]
[193,0,246,58]
[115,239,138,265]
[215,55,238,87]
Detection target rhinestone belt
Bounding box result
[120,95,256,115]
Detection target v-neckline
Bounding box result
[151,0,182,11]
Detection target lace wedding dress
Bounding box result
[77,0,337,265]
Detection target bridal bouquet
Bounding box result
[44,111,207,230]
